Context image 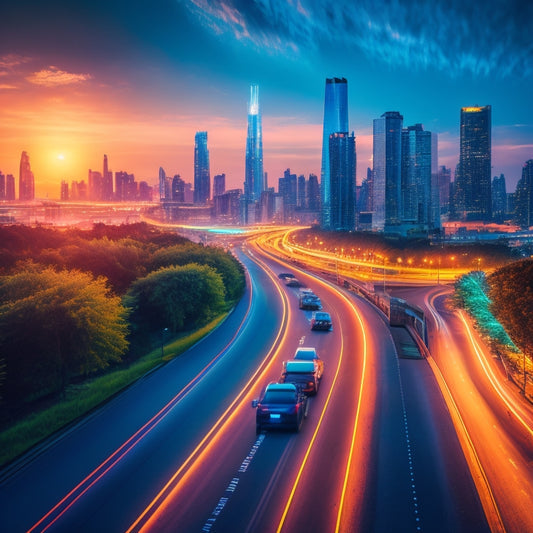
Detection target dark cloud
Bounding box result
[181,0,533,77]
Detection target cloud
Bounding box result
[0,84,17,90]
[26,66,92,87]
[180,0,533,78]
[0,54,32,70]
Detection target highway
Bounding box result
[396,284,533,533]
[0,237,494,532]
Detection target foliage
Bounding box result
[124,264,226,334]
[488,259,533,357]
[151,243,245,301]
[453,271,518,349]
[0,266,129,406]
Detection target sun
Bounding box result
[57,154,65,160]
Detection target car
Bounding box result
[252,383,307,434]
[278,272,295,280]
[311,311,333,331]
[285,277,301,287]
[279,360,320,395]
[299,293,321,310]
[294,347,324,380]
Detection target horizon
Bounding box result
[1,0,532,199]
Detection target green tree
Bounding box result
[488,259,533,357]
[0,267,129,406]
[151,244,245,301]
[124,264,226,334]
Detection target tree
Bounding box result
[151,244,245,301]
[124,264,226,334]
[0,266,129,406]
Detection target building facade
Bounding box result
[455,106,492,221]
[19,151,35,201]
[320,77,348,229]
[329,132,356,231]
[244,84,264,204]
[372,111,403,230]
[194,131,210,204]
[514,160,533,228]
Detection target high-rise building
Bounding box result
[329,132,356,231]
[0,171,5,200]
[244,84,264,204]
[455,106,492,221]
[194,131,210,204]
[307,174,320,211]
[320,77,348,229]
[278,168,297,222]
[159,167,167,201]
[492,174,507,223]
[19,151,35,201]
[6,174,15,200]
[401,124,433,227]
[297,175,306,209]
[172,174,185,202]
[88,170,103,201]
[438,166,452,214]
[372,111,403,230]
[60,180,69,201]
[103,154,113,200]
[213,173,226,197]
[514,160,533,228]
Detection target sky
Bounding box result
[1,0,532,199]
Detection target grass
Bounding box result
[0,313,227,468]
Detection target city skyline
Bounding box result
[0,0,532,198]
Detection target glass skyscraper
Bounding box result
[19,150,34,201]
[456,105,492,221]
[245,84,264,203]
[329,132,356,231]
[194,131,210,204]
[372,111,403,230]
[320,77,348,229]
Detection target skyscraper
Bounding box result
[372,111,403,230]
[514,160,533,228]
[245,84,264,204]
[19,151,35,201]
[329,132,356,231]
[492,174,507,223]
[194,131,210,204]
[159,167,167,201]
[213,173,226,197]
[455,106,492,221]
[401,124,433,227]
[103,154,113,200]
[320,77,348,229]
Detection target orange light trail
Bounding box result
[127,247,292,532]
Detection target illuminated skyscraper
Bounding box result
[321,77,348,229]
[103,154,113,200]
[455,105,492,221]
[372,112,403,230]
[329,132,356,231]
[194,131,210,204]
[245,84,264,203]
[515,160,533,228]
[19,151,35,201]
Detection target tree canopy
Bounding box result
[0,266,129,406]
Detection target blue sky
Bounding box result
[1,0,532,196]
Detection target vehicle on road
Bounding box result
[294,347,324,379]
[252,383,307,434]
[285,277,301,287]
[278,272,295,280]
[299,293,321,310]
[311,311,333,331]
[280,360,320,395]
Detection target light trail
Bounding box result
[127,248,293,532]
[458,311,533,441]
[253,235,370,533]
[27,274,257,533]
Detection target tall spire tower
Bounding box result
[245,84,264,203]
[320,78,348,229]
